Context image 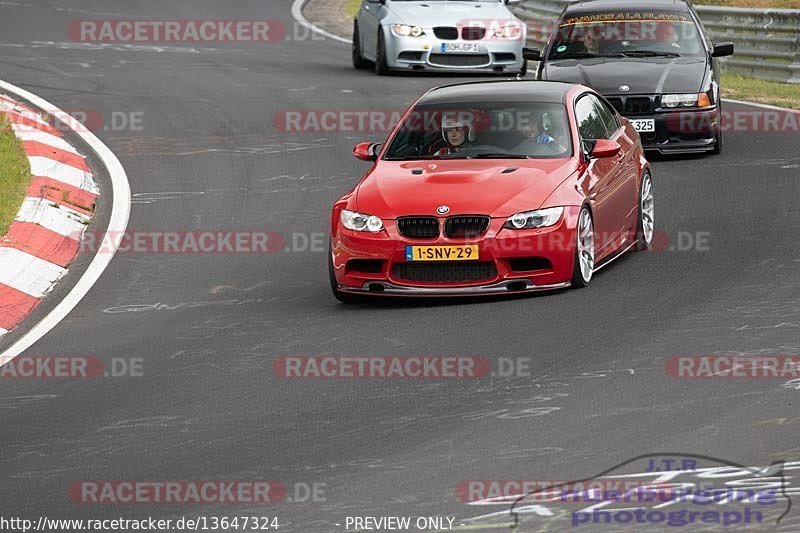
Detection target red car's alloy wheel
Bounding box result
[572,207,595,288]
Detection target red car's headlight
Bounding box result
[341,209,384,232]
[504,207,564,229]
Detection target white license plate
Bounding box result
[631,119,655,133]
[441,43,480,53]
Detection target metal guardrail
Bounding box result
[513,0,800,83]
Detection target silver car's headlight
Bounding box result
[391,24,424,37]
[341,210,384,232]
[494,25,523,39]
[504,207,564,229]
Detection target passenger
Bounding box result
[514,115,558,155]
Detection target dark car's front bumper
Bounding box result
[633,108,721,154]
[606,95,720,154]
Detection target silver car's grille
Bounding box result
[461,27,486,40]
[429,54,491,67]
[433,27,459,40]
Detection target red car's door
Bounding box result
[574,94,637,258]
[601,107,639,251]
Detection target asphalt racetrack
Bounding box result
[1,1,800,531]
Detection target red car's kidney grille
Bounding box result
[444,216,490,238]
[392,262,497,283]
[397,217,440,239]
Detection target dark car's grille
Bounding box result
[606,97,625,115]
[627,97,653,115]
[397,217,440,239]
[461,27,486,40]
[444,216,490,238]
[392,262,497,283]
[606,96,654,116]
[433,27,458,40]
[429,54,490,67]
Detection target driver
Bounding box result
[579,24,603,55]
[434,115,475,155]
[655,22,682,49]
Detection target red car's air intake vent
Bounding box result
[444,216,490,238]
[392,262,497,283]
[397,217,440,239]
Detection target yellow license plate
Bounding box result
[406,245,479,261]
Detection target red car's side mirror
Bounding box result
[353,142,379,162]
[590,139,621,159]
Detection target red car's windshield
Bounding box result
[549,11,706,60]
[383,101,572,160]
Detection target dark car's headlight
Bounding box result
[341,209,384,232]
[661,92,713,108]
[391,24,424,37]
[504,207,564,229]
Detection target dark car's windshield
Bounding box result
[548,11,706,60]
[383,101,572,160]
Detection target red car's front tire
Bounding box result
[570,207,595,288]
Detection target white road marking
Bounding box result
[0,79,131,360]
[722,98,800,115]
[0,327,8,338]
[28,156,99,194]
[0,248,67,298]
[11,124,80,154]
[291,0,351,44]
[15,197,90,238]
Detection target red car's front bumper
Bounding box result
[331,206,581,296]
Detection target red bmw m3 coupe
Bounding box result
[329,80,654,300]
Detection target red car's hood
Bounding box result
[356,159,577,218]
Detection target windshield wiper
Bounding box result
[472,153,530,159]
[619,50,681,58]
[553,52,599,59]
[384,154,469,161]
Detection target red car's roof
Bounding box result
[420,80,581,106]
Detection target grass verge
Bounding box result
[701,0,800,8]
[0,114,31,236]
[722,72,800,110]
[345,0,360,19]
